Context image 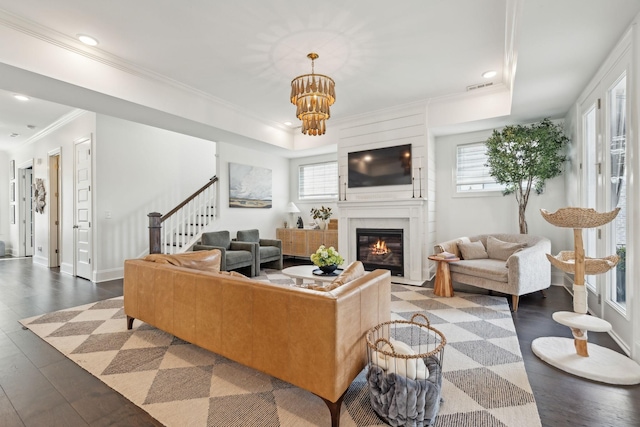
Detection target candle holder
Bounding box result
[412,176,415,198]
[419,167,422,198]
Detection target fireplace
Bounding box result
[356,228,404,276]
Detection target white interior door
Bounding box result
[74,138,92,280]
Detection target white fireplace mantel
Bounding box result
[338,198,429,285]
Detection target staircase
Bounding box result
[148,176,218,254]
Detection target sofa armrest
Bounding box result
[433,237,469,257]
[230,241,257,254]
[506,239,551,295]
[193,244,227,270]
[259,238,282,250]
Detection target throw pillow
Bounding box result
[373,339,429,380]
[457,240,488,260]
[486,236,526,261]
[144,249,222,273]
[328,261,365,290]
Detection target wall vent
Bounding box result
[466,81,494,91]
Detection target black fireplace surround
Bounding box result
[356,228,404,277]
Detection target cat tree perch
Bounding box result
[532,207,640,385]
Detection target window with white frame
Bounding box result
[456,142,505,193]
[298,161,338,200]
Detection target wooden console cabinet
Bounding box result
[276,228,339,257]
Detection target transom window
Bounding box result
[298,161,338,200]
[456,142,505,193]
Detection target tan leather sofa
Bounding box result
[123,258,391,426]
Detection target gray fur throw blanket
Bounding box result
[367,356,443,427]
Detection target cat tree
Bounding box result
[532,207,640,385]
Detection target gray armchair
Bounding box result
[236,229,283,272]
[193,230,256,277]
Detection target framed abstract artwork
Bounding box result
[228,162,272,208]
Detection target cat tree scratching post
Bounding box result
[532,207,640,385]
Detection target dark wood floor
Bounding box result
[0,258,638,426]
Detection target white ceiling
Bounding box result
[1,0,639,153]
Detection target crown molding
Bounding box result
[12,109,88,151]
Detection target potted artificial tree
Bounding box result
[485,118,569,234]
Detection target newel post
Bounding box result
[148,212,162,254]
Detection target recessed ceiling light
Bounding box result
[13,94,29,101]
[27,124,36,129]
[10,133,20,137]
[284,121,293,126]
[77,34,99,46]
[482,70,497,79]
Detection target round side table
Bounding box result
[428,255,460,297]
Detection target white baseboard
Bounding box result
[95,267,124,283]
[60,262,74,276]
[551,271,565,286]
[33,254,48,267]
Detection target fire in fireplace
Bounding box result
[356,228,404,276]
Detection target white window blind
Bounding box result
[299,161,338,200]
[456,143,505,192]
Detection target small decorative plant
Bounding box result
[310,245,344,267]
[310,206,332,221]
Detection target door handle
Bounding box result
[73,225,79,229]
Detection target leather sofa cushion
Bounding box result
[144,250,222,273]
[450,259,508,282]
[486,236,526,261]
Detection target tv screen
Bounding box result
[348,144,412,188]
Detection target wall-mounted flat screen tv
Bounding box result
[348,144,412,188]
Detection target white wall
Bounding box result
[94,114,217,281]
[213,142,289,240]
[0,150,8,254]
[434,128,569,264]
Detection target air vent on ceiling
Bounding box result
[466,81,494,91]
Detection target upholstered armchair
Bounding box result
[193,230,257,277]
[236,229,283,272]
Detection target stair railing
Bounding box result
[148,176,218,254]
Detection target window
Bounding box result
[456,142,505,193]
[298,161,338,200]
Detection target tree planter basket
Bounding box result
[365,314,446,427]
[540,207,621,229]
[546,251,619,275]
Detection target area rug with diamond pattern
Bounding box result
[20,270,541,427]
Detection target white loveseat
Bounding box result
[434,233,551,311]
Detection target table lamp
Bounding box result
[285,202,300,228]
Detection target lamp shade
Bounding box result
[285,202,300,213]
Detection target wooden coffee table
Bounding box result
[282,265,342,286]
[428,255,460,297]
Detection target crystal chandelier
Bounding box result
[290,53,335,136]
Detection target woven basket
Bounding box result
[540,207,620,229]
[366,313,446,427]
[546,251,619,275]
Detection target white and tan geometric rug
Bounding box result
[20,274,541,427]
